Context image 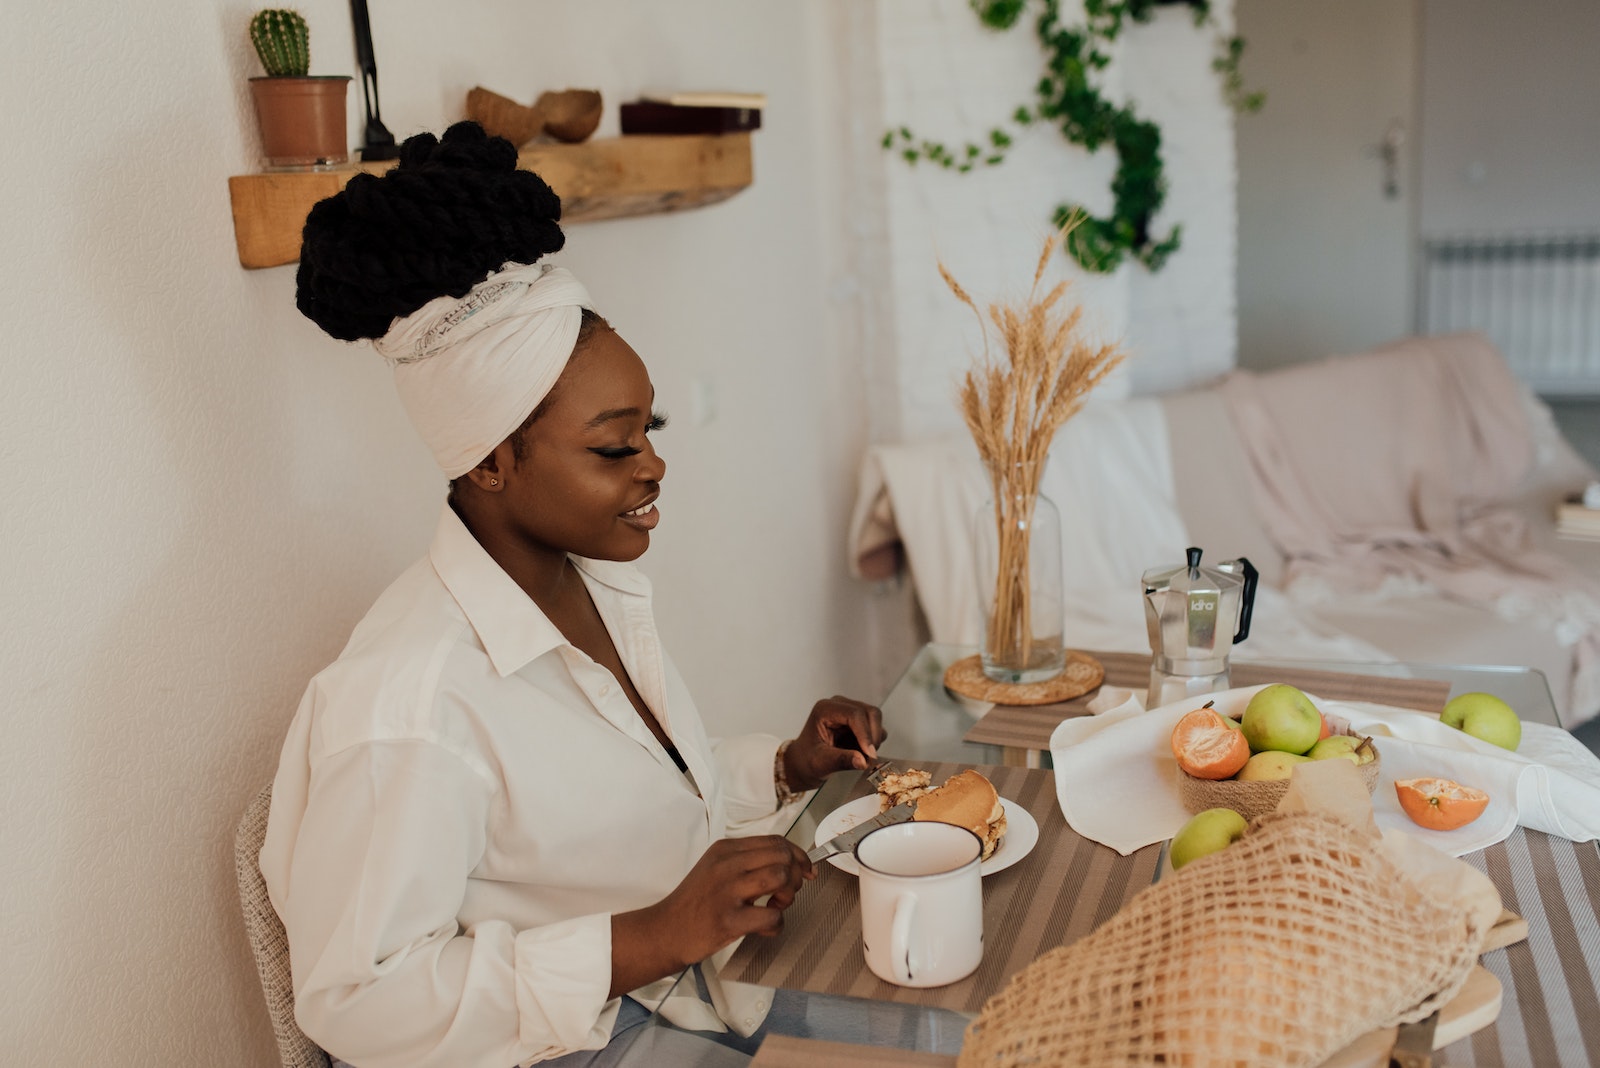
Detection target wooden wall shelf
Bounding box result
[227,133,753,269]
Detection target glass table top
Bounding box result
[883,643,1564,752]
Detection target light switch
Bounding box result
[690,377,717,426]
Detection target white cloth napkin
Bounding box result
[1050,685,1600,857]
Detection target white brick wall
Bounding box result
[1122,2,1240,393]
[866,0,1238,439]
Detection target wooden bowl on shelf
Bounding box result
[537,89,603,143]
[466,86,545,147]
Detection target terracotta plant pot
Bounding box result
[249,75,351,169]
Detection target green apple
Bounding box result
[1236,750,1311,781]
[1170,808,1249,870]
[1440,692,1521,751]
[1241,684,1322,755]
[1307,734,1377,766]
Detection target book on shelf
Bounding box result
[1556,497,1600,538]
[639,90,766,109]
[620,100,762,135]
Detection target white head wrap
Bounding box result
[371,261,593,478]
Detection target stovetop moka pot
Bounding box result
[1141,547,1258,708]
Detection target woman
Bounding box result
[260,123,886,1068]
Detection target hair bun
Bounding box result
[296,121,565,342]
[394,121,520,173]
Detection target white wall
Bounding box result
[1420,0,1600,236]
[0,1,871,1062]
[1122,2,1241,394]
[871,0,1238,441]
[0,0,1235,1060]
[1234,0,1419,371]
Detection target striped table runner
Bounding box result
[1440,828,1600,1067]
[962,651,1454,752]
[721,762,1162,1013]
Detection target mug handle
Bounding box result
[889,891,919,984]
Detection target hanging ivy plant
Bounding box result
[883,0,1262,274]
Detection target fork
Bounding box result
[865,759,894,788]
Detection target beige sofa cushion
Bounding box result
[1158,387,1285,589]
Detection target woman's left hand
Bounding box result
[783,695,888,792]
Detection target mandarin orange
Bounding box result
[1171,707,1251,780]
[1394,777,1490,831]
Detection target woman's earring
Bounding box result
[488,478,499,487]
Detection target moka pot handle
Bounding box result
[1229,557,1259,645]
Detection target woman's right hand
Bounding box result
[610,836,814,997]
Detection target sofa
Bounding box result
[850,333,1600,729]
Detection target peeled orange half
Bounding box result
[1171,707,1251,780]
[1394,777,1490,831]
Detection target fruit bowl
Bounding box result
[1177,727,1382,820]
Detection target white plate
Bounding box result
[812,795,1039,877]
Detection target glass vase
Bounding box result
[974,461,1065,684]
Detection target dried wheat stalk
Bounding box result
[942,226,1127,668]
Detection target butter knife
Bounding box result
[808,804,916,863]
[1389,1008,1440,1068]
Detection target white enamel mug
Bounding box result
[855,821,984,987]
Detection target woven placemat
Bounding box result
[1455,828,1600,1067]
[942,650,1104,706]
[721,761,1161,1013]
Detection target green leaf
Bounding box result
[971,0,1028,30]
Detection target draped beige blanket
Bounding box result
[1220,333,1600,723]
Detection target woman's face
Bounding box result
[502,325,666,562]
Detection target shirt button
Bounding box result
[755,1000,767,1012]
[598,683,611,696]
[744,1017,755,1029]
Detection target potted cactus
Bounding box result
[247,9,351,169]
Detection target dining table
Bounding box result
[608,645,1600,1067]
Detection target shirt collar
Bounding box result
[428,505,652,677]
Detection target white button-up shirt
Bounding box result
[261,506,795,1067]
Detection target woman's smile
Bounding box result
[620,500,660,531]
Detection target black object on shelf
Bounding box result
[619,101,762,136]
[350,0,398,161]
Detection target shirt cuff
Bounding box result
[512,913,616,1060]
[713,733,810,832]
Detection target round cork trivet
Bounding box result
[942,650,1105,706]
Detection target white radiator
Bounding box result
[1418,232,1600,395]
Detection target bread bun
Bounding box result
[912,769,1007,860]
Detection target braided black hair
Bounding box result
[295,121,566,341]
